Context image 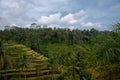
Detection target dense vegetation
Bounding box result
[0,22,120,80]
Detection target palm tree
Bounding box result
[89,22,120,79]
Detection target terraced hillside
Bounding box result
[0,43,62,80]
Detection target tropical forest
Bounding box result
[0,22,120,80]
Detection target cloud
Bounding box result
[38,10,101,29]
[60,10,88,26]
[0,17,11,29]
[81,22,101,27]
[110,3,120,12]
[0,0,19,8]
[0,0,33,25]
[38,13,61,24]
[0,17,10,26]
[0,0,69,26]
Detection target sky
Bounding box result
[0,0,120,30]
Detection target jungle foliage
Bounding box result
[0,22,120,80]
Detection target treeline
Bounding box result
[0,27,100,43]
[0,27,102,53]
[0,22,120,80]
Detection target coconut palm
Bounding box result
[89,22,120,79]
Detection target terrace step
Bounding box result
[17,74,61,80]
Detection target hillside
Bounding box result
[0,43,62,80]
[0,22,120,80]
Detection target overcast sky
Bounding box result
[0,0,120,30]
